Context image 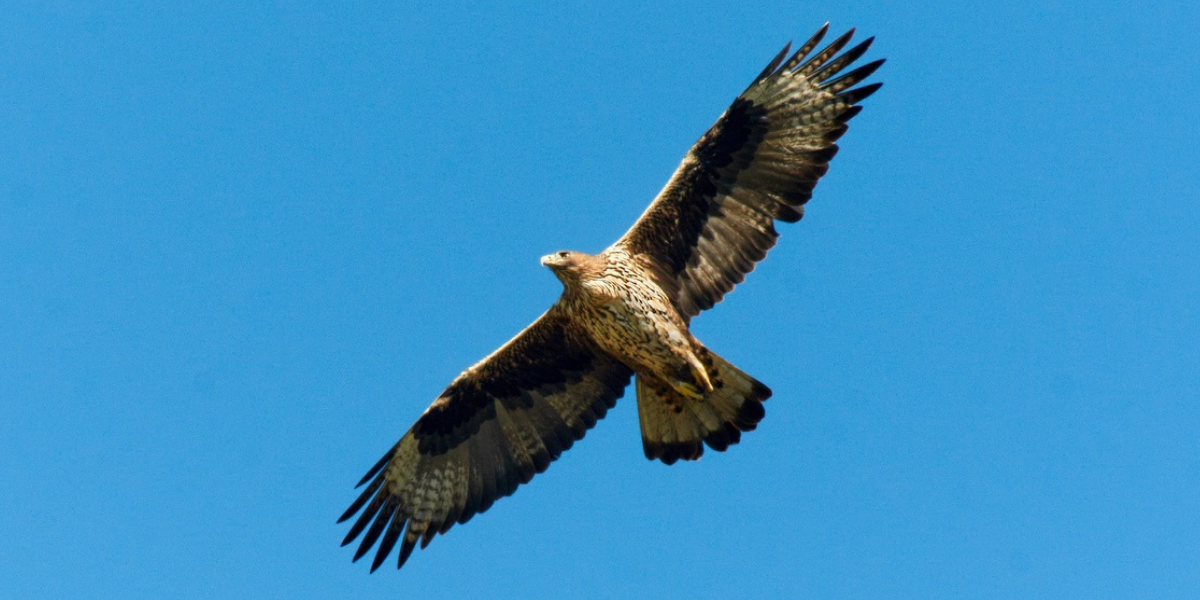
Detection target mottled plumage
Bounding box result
[340,24,883,572]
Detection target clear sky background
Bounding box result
[2,2,1198,598]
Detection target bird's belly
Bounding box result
[580,298,691,377]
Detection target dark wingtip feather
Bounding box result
[419,527,438,549]
[353,501,396,562]
[809,145,840,163]
[754,42,792,84]
[369,516,406,573]
[781,23,830,72]
[836,106,863,123]
[797,28,856,77]
[338,474,385,523]
[823,58,885,94]
[397,536,418,570]
[356,444,397,488]
[368,555,387,573]
[341,495,385,547]
[840,81,883,105]
[813,36,875,84]
[828,27,856,52]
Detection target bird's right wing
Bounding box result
[614,25,883,319]
[339,308,633,572]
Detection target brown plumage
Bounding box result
[340,24,883,572]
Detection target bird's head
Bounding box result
[541,250,601,286]
[540,250,576,269]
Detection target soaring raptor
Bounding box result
[340,24,883,572]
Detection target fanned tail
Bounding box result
[636,348,771,465]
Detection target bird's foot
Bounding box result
[691,365,715,394]
[671,380,705,401]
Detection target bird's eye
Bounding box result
[558,251,569,258]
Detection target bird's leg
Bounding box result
[669,379,705,400]
[688,353,715,394]
[667,354,714,400]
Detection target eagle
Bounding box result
[340,24,883,572]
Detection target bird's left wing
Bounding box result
[614,25,883,319]
[339,308,633,572]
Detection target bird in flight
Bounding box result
[340,23,883,572]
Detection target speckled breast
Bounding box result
[569,261,693,378]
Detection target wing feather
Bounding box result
[615,26,883,318]
[340,308,633,571]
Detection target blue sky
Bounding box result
[2,1,1198,598]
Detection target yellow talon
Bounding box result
[687,356,714,394]
[671,380,705,400]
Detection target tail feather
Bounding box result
[636,349,771,465]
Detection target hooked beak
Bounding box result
[540,254,554,267]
